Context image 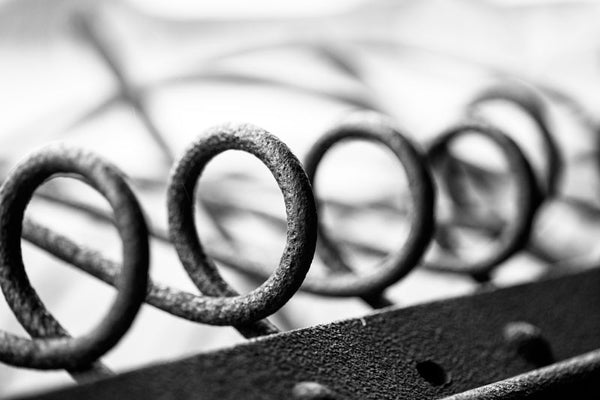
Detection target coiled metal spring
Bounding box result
[0,83,586,389]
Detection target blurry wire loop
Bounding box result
[445,85,600,270]
[423,122,543,281]
[300,114,435,306]
[466,83,563,197]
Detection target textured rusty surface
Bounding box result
[167,123,317,329]
[0,146,149,375]
[18,268,600,400]
[17,123,317,341]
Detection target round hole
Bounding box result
[292,381,338,400]
[416,360,450,386]
[503,321,554,367]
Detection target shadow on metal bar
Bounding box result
[443,350,600,400]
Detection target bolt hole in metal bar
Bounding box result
[416,360,451,387]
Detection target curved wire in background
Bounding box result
[424,122,543,282]
[0,146,149,375]
[467,83,562,198]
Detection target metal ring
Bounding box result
[468,83,562,197]
[301,114,436,297]
[167,123,317,326]
[0,145,149,369]
[424,121,543,279]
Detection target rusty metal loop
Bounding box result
[0,145,149,370]
[424,122,543,279]
[300,114,436,297]
[167,123,317,326]
[468,83,562,197]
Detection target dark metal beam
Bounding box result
[16,268,600,400]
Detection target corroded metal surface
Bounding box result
[0,146,150,376]
[18,124,319,342]
[167,123,318,330]
[18,268,600,400]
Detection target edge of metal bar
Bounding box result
[14,268,600,400]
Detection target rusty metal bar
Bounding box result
[17,267,600,400]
